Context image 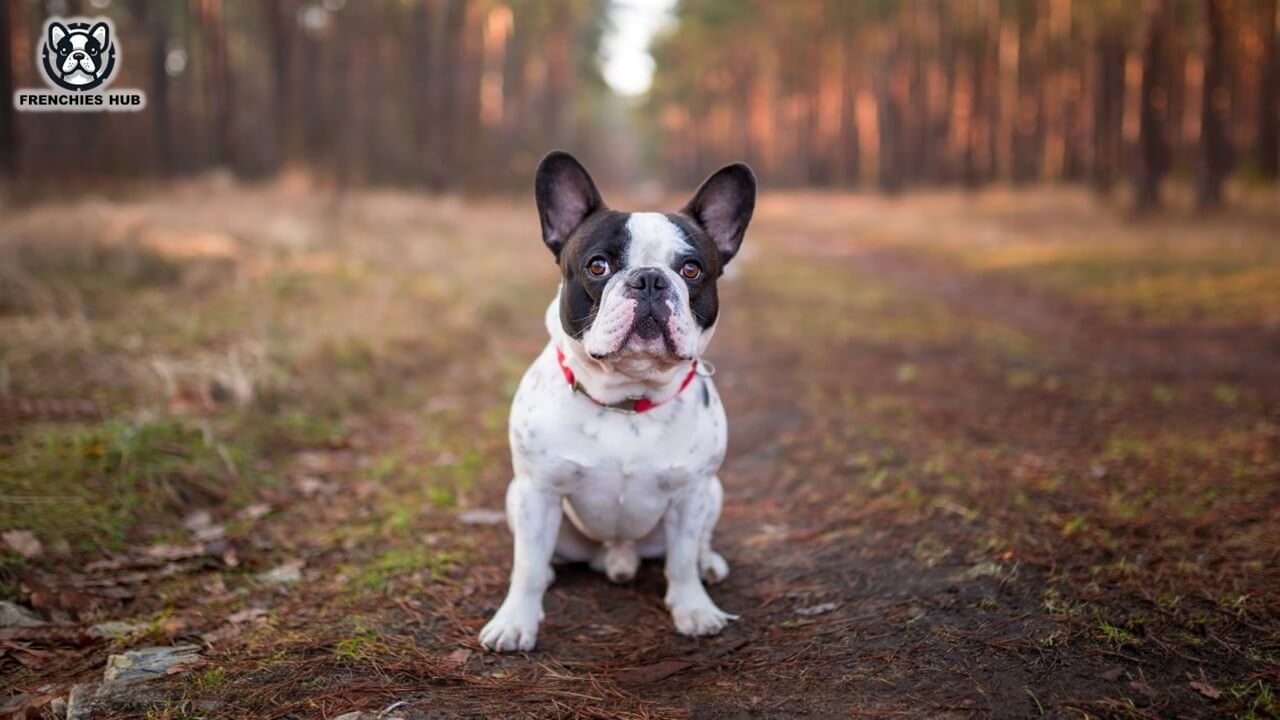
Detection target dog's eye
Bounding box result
[89,47,98,55]
[587,257,610,278]
[680,261,702,281]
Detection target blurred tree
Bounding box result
[1259,0,1278,179]
[137,0,172,176]
[1198,0,1232,208]
[1135,0,1173,210]
[3,0,1273,205]
[642,0,1274,209]
[1091,5,1127,194]
[264,0,297,174]
[200,0,233,169]
[0,0,14,177]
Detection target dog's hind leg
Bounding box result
[697,476,730,584]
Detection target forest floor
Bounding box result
[1,179,1278,719]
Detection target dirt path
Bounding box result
[2,188,1276,718]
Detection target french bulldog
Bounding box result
[479,151,756,652]
[47,21,109,88]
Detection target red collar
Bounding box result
[555,347,698,413]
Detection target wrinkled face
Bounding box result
[535,152,756,364]
[49,22,108,82]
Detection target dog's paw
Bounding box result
[667,588,737,637]
[479,602,543,652]
[699,550,729,584]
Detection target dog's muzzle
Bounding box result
[622,268,674,341]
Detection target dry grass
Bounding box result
[1,181,1277,718]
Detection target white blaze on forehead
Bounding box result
[625,212,690,268]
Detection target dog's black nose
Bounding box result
[626,268,668,294]
[73,51,84,60]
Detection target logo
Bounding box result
[43,19,116,91]
[13,17,145,112]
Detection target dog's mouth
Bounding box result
[583,293,691,363]
[60,67,97,82]
[619,309,680,358]
[631,313,664,342]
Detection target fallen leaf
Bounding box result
[257,560,304,585]
[228,608,268,624]
[183,510,214,532]
[0,641,62,669]
[795,602,839,617]
[237,503,273,521]
[440,648,471,668]
[458,509,506,525]
[1190,681,1221,700]
[1128,680,1157,699]
[145,543,209,561]
[294,476,336,497]
[614,659,692,684]
[1099,667,1124,682]
[88,621,145,639]
[2,530,43,559]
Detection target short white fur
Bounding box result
[479,212,735,652]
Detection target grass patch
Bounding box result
[352,548,458,592]
[1228,680,1279,720]
[0,419,245,552]
[1096,617,1142,648]
[333,620,388,663]
[192,666,228,693]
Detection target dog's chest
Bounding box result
[509,349,726,539]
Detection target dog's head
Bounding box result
[48,22,109,85]
[536,151,755,373]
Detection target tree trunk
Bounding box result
[266,0,295,174]
[878,32,904,194]
[1197,0,1232,209]
[544,0,571,149]
[1258,0,1278,179]
[1012,2,1043,184]
[144,1,172,176]
[0,0,17,177]
[1135,0,1173,211]
[413,0,435,185]
[201,0,234,170]
[433,0,466,189]
[839,18,859,187]
[1092,28,1125,193]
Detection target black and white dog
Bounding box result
[480,151,756,652]
[46,21,110,88]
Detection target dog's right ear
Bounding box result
[535,151,604,259]
[49,22,68,49]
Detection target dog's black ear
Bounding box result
[89,22,109,48]
[535,151,604,258]
[49,22,69,49]
[681,163,756,265]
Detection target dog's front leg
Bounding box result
[479,476,561,652]
[663,486,737,637]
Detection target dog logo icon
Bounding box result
[41,19,117,92]
[13,16,144,111]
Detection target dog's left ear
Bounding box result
[681,163,756,266]
[90,22,109,48]
[535,151,605,259]
[49,22,69,49]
